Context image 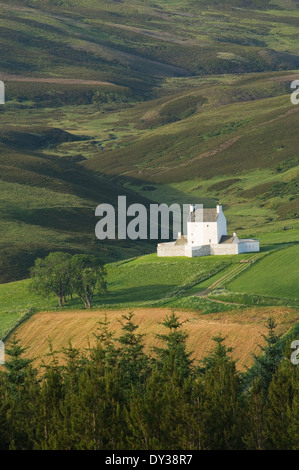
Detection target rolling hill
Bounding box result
[0,0,298,284]
[0,2,298,451]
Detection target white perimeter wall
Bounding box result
[238,241,260,253]
[157,243,186,257]
[157,240,259,257]
[210,244,239,255]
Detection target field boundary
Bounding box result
[1,307,38,343]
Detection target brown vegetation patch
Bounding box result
[276,198,299,220]
[9,307,298,371]
[0,73,117,87]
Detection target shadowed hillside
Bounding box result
[0,0,298,282]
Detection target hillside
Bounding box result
[0,0,298,283]
[0,1,298,452]
[2,0,299,86]
[0,123,156,283]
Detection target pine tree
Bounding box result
[92,313,118,370]
[243,377,265,450]
[153,312,193,379]
[34,347,64,450]
[3,337,33,392]
[126,367,198,450]
[249,317,282,397]
[117,312,149,392]
[198,336,245,450]
[2,337,39,449]
[288,373,299,450]
[263,356,298,449]
[0,373,10,450]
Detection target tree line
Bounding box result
[30,252,107,308]
[0,313,297,450]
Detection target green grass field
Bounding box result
[0,253,233,338]
[0,0,298,342]
[226,244,299,299]
[1,244,298,340]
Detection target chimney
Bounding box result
[178,232,181,239]
[216,204,222,213]
[190,204,195,213]
[233,232,237,237]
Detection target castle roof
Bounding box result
[188,208,219,223]
[175,235,188,246]
[219,235,235,244]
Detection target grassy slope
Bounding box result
[226,244,299,298]
[0,0,297,323]
[0,0,298,282]
[0,125,156,283]
[3,0,299,83]
[0,253,233,338]
[85,76,299,180]
[1,246,298,340]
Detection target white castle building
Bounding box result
[157,204,259,257]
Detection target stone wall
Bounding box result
[157,240,260,257]
[210,244,239,255]
[187,245,211,257]
[238,241,260,253]
[157,242,186,257]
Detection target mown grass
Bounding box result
[0,0,298,317]
[226,244,299,299]
[1,244,298,340]
[0,251,254,339]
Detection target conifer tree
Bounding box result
[263,356,298,449]
[249,317,282,396]
[198,336,245,450]
[0,373,10,450]
[2,338,39,449]
[127,367,198,450]
[117,312,149,392]
[3,337,33,392]
[34,347,64,450]
[92,313,118,370]
[243,377,265,450]
[153,312,193,379]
